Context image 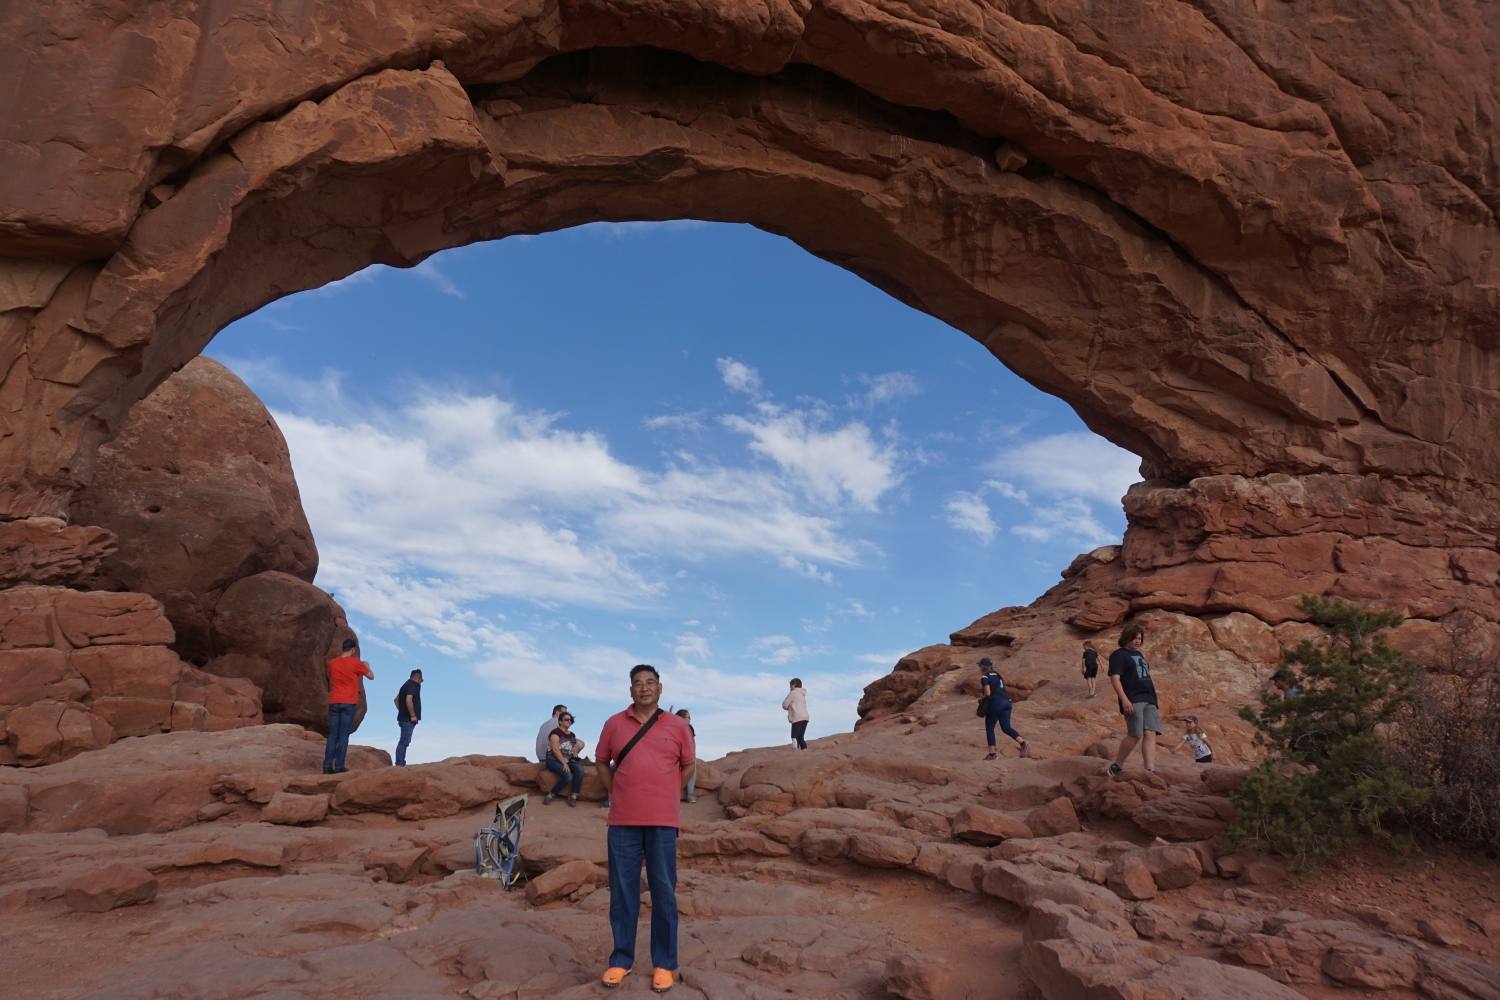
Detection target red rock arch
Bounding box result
[3,2,1498,624]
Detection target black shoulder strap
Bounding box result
[612,709,664,771]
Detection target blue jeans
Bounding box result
[395,719,417,766]
[607,825,678,971]
[986,703,1020,746]
[323,703,358,770]
[545,757,583,796]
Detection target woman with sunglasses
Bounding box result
[545,712,586,806]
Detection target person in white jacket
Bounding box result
[782,679,810,750]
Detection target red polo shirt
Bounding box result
[326,655,372,705]
[597,707,695,829]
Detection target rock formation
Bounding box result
[2,606,1498,1000]
[69,357,360,732]
[70,356,317,664]
[0,586,261,767]
[0,1,1495,630]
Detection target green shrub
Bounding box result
[1228,595,1428,869]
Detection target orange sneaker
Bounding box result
[652,968,675,993]
[601,967,629,988]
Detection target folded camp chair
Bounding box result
[474,793,528,889]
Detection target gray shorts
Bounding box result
[1124,701,1161,737]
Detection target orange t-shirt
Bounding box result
[327,655,372,705]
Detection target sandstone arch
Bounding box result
[3,1,1499,624]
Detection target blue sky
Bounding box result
[210,222,1139,763]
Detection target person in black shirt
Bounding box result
[1106,624,1161,778]
[1081,641,1100,698]
[978,657,1028,761]
[394,669,423,767]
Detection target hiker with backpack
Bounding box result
[394,669,423,766]
[596,664,696,994]
[977,657,1028,760]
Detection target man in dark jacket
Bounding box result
[394,669,423,767]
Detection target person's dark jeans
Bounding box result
[790,720,808,749]
[395,719,417,766]
[985,703,1019,746]
[607,825,678,971]
[323,703,358,770]
[545,757,583,796]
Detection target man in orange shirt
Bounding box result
[324,638,374,774]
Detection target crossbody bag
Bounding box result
[610,708,664,771]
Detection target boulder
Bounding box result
[1120,845,1202,891]
[910,842,987,879]
[1200,766,1251,795]
[1225,919,1421,988]
[980,860,1126,917]
[54,591,175,647]
[1026,796,1080,837]
[7,700,114,765]
[951,805,1032,845]
[1418,917,1464,947]
[883,953,962,1000]
[525,860,606,905]
[331,762,511,820]
[1105,855,1158,901]
[0,647,89,704]
[70,356,319,666]
[1131,793,1237,841]
[847,832,918,869]
[259,791,328,825]
[63,864,158,912]
[205,571,357,732]
[364,846,429,883]
[798,828,851,864]
[1217,850,1287,885]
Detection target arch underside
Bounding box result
[2,0,1499,621]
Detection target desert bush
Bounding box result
[1228,596,1427,868]
[1387,610,1500,857]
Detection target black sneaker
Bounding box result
[334,767,349,774]
[1106,763,1123,777]
[322,766,333,775]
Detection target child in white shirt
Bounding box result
[1170,716,1214,764]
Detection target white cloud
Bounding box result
[991,432,1139,504]
[412,258,465,298]
[643,410,707,432]
[746,634,826,665]
[856,372,921,407]
[723,404,901,510]
[944,491,996,543]
[716,357,762,396]
[265,388,888,653]
[856,649,912,666]
[1011,497,1114,546]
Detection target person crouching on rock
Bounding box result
[1105,623,1162,779]
[323,638,373,775]
[544,712,585,806]
[1081,640,1100,698]
[980,658,1029,761]
[596,664,696,994]
[783,678,809,749]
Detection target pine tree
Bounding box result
[1229,595,1428,868]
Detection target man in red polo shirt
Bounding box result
[596,664,695,994]
[323,638,374,774]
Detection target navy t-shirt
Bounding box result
[1108,648,1156,706]
[980,671,1011,707]
[396,679,422,723]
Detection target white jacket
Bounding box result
[782,688,809,723]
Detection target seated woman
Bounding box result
[544,712,586,806]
